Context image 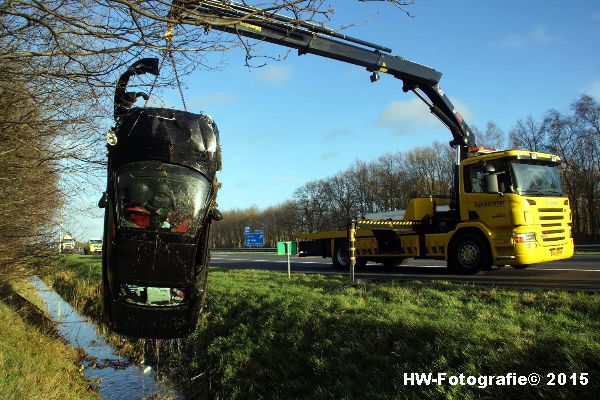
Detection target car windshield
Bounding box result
[511,161,563,196]
[117,162,212,234]
[90,240,102,244]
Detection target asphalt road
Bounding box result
[210,252,600,291]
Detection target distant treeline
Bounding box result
[210,94,600,247]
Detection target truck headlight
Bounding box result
[513,232,536,243]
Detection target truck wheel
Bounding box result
[333,241,349,268]
[448,233,490,274]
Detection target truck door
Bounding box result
[462,160,512,229]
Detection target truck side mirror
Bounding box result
[483,164,499,194]
[210,209,223,222]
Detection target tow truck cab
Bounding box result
[459,148,574,266]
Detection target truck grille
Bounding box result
[538,208,566,244]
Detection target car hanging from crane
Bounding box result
[99,58,222,339]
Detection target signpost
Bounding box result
[277,241,298,278]
[244,229,264,247]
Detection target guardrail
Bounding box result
[213,244,600,253]
[213,247,277,253]
[576,244,600,252]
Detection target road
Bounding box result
[210,252,600,291]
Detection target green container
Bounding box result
[277,241,287,255]
[277,241,298,255]
[288,241,298,256]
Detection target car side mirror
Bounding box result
[210,209,223,222]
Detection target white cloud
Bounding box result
[319,151,338,161]
[377,98,438,132]
[500,25,556,50]
[188,91,236,109]
[586,79,600,99]
[321,128,351,141]
[450,98,475,123]
[255,64,291,86]
[500,34,525,50]
[530,25,554,44]
[376,97,474,135]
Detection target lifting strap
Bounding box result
[164,22,188,111]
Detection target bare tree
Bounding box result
[0,0,416,275]
[0,71,64,282]
[474,121,506,149]
[509,115,547,152]
[534,95,600,241]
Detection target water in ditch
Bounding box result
[29,276,183,400]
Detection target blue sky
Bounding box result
[75,0,600,240]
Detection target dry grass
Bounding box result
[0,300,98,400]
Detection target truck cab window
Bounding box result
[464,160,511,194]
[510,161,563,196]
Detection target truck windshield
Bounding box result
[117,162,212,234]
[511,161,563,196]
[90,240,102,244]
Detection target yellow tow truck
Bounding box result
[298,147,573,273]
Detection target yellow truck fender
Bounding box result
[444,222,495,262]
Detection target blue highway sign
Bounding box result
[245,232,265,247]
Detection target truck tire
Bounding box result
[333,241,349,268]
[448,233,490,274]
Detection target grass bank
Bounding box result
[48,255,600,399]
[0,280,99,400]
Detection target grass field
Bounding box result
[0,279,99,400]
[45,255,600,399]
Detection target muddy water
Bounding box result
[30,276,182,400]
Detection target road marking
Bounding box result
[530,268,600,272]
[211,257,600,272]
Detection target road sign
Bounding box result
[244,226,251,234]
[244,232,264,247]
[277,241,298,255]
[277,241,298,278]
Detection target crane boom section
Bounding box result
[173,0,476,150]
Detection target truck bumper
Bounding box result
[496,239,574,265]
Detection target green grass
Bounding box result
[0,282,99,400]
[47,255,600,399]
